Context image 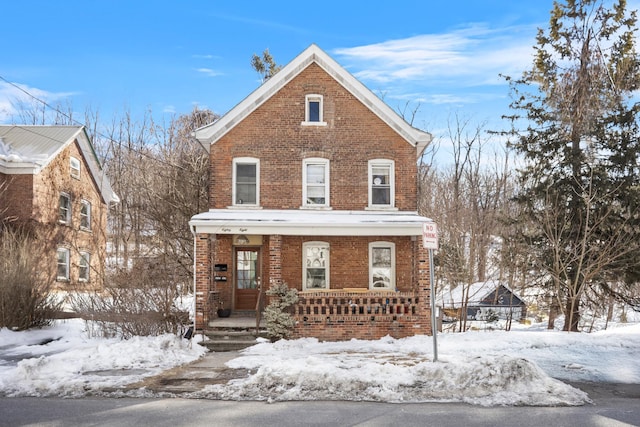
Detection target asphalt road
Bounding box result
[1,387,639,427]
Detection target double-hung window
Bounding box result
[303,241,329,290]
[302,94,326,126]
[369,242,395,290]
[79,251,90,282]
[368,159,395,209]
[80,200,91,230]
[302,158,329,207]
[56,247,70,281]
[59,193,71,224]
[233,157,260,206]
[70,157,81,179]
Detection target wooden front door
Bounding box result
[235,248,260,310]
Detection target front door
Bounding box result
[235,248,260,310]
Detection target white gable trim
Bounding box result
[194,44,431,150]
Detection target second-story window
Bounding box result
[368,159,395,209]
[302,94,326,126]
[59,193,71,224]
[80,200,91,230]
[233,157,260,206]
[70,156,81,179]
[302,158,329,207]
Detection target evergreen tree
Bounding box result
[505,0,640,331]
[251,48,282,83]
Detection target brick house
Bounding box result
[0,125,118,290]
[190,44,435,340]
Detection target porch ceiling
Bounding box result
[189,209,433,236]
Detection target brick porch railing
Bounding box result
[292,290,431,341]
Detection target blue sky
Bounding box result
[0,1,587,141]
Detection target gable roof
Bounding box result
[194,44,432,151]
[0,125,119,204]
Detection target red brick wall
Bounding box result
[209,63,418,210]
[280,235,416,291]
[0,174,34,221]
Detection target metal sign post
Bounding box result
[422,222,439,362]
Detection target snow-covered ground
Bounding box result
[1,318,639,406]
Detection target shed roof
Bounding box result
[441,281,524,308]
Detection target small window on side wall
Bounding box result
[59,193,71,224]
[80,200,91,230]
[57,247,70,281]
[79,251,90,282]
[302,94,326,126]
[70,157,81,179]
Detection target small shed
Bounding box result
[441,281,527,322]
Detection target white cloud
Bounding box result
[196,68,222,77]
[333,23,537,87]
[0,81,76,124]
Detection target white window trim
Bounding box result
[301,94,327,126]
[70,156,81,179]
[367,159,396,210]
[79,251,90,282]
[59,193,71,224]
[56,247,70,281]
[369,241,396,290]
[301,158,330,209]
[80,199,91,230]
[302,241,330,291]
[232,157,260,207]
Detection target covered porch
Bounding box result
[190,209,435,339]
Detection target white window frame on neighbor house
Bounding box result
[59,193,71,224]
[79,251,90,282]
[57,247,70,281]
[80,199,91,230]
[302,158,330,208]
[367,159,395,209]
[232,157,260,207]
[369,241,395,290]
[302,94,326,126]
[302,241,330,290]
[70,156,81,179]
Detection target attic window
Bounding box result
[70,157,81,179]
[302,94,326,126]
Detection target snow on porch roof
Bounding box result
[189,209,433,236]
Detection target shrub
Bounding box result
[0,225,60,330]
[71,258,190,339]
[264,282,298,341]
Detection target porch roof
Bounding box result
[189,209,433,236]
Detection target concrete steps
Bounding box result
[203,317,268,352]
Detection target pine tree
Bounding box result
[505,0,640,331]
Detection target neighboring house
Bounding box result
[189,44,435,341]
[0,125,118,290]
[441,281,527,323]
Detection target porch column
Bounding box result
[417,240,433,335]
[194,232,211,330]
[269,234,283,288]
